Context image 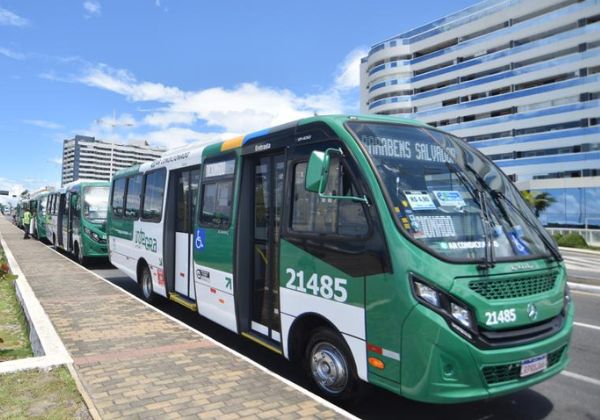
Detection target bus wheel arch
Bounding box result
[288,313,362,401]
[137,259,156,304]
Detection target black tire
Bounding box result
[139,263,156,304]
[304,327,362,402]
[75,242,87,266]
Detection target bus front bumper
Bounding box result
[398,301,573,404]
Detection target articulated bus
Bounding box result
[46,180,110,264]
[108,115,572,403]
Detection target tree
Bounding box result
[521,190,556,218]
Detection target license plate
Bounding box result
[520,354,548,377]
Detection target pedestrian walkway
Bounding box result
[0,219,348,419]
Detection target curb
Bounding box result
[0,232,102,420]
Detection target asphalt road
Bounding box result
[82,259,600,420]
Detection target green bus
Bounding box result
[46,180,110,265]
[108,115,572,403]
[29,190,52,240]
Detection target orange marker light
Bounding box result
[368,357,385,369]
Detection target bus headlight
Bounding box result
[450,302,473,329]
[413,281,441,307]
[83,227,101,242]
[410,274,477,337]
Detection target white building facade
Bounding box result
[361,0,600,227]
[61,135,165,186]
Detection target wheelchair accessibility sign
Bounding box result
[194,228,206,251]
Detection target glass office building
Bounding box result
[361,0,600,227]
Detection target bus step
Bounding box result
[241,331,282,355]
[168,292,197,311]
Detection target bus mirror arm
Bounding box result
[306,148,369,205]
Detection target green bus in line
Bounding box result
[108,115,572,403]
[29,190,52,240]
[46,180,110,265]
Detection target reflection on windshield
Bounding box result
[83,186,109,223]
[348,122,554,263]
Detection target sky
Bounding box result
[0,0,477,200]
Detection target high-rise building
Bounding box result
[361,0,600,227]
[61,135,165,186]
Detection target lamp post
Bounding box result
[96,110,134,181]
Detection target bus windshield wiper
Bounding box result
[444,162,495,270]
[462,163,561,263]
[477,189,496,270]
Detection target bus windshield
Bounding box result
[83,186,109,223]
[347,121,556,263]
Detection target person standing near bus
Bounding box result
[22,208,32,239]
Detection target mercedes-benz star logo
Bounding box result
[527,303,538,321]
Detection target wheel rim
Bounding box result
[310,342,348,395]
[142,270,152,298]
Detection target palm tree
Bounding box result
[520,190,556,217]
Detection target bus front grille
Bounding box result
[469,271,557,300]
[482,346,565,385]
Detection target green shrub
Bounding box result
[556,232,588,249]
[552,232,563,242]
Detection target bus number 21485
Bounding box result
[285,268,348,302]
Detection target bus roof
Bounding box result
[113,114,430,177]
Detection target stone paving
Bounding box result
[0,219,347,419]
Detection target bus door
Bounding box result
[242,152,285,344]
[173,167,201,299]
[57,193,66,248]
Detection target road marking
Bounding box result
[574,321,600,331]
[561,370,600,387]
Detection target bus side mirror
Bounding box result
[305,150,330,194]
[305,148,369,205]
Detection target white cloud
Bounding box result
[48,157,63,165]
[78,64,183,102]
[0,47,25,60]
[23,119,63,130]
[54,47,364,151]
[0,7,29,27]
[83,1,101,17]
[334,48,368,90]
[143,128,231,149]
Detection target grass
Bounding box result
[0,244,32,362]
[0,367,91,419]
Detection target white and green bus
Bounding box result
[108,115,573,403]
[46,180,110,264]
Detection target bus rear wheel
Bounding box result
[139,264,156,304]
[304,327,361,402]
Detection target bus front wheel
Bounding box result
[75,243,87,266]
[304,327,361,402]
[139,264,156,304]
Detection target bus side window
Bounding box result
[141,169,166,222]
[111,178,126,218]
[292,158,368,237]
[125,175,142,219]
[199,158,235,228]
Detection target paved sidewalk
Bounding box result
[0,219,348,419]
